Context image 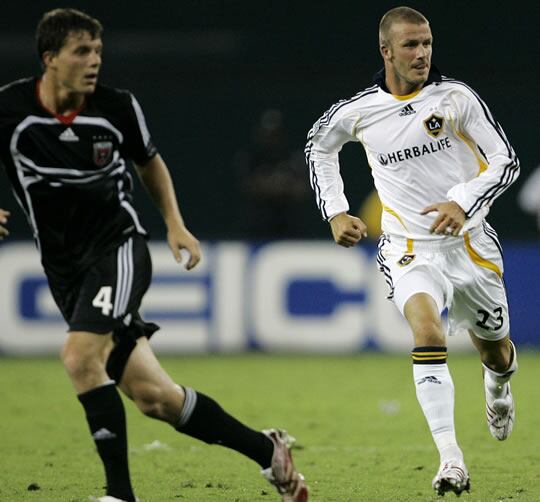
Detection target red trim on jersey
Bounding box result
[35,79,86,125]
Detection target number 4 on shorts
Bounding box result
[92,286,114,316]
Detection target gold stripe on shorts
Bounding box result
[463,232,502,278]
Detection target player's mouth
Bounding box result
[84,73,98,85]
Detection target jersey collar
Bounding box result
[35,78,87,126]
[372,64,442,94]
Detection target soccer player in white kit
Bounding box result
[305,6,519,497]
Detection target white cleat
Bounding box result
[432,459,470,496]
[261,429,309,502]
[486,383,515,440]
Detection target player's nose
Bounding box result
[90,52,101,67]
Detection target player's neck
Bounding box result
[385,79,423,97]
[384,72,423,97]
[39,73,86,116]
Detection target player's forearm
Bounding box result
[447,155,520,219]
[305,110,358,221]
[135,155,186,229]
[306,154,349,221]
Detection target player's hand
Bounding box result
[421,201,466,236]
[167,225,201,270]
[329,212,368,247]
[0,208,10,240]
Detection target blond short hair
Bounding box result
[379,6,429,46]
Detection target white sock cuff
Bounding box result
[413,361,452,382]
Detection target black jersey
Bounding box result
[0,77,157,289]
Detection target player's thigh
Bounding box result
[377,235,452,317]
[394,264,451,318]
[449,235,508,341]
[63,330,114,361]
[62,330,114,392]
[403,292,446,346]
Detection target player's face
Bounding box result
[47,31,102,94]
[384,22,432,90]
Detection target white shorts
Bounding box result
[376,222,509,341]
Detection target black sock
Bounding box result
[176,388,274,468]
[78,383,135,502]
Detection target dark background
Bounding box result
[1,0,538,240]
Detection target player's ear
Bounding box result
[380,43,391,60]
[42,51,56,69]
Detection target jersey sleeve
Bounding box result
[446,85,520,218]
[120,92,158,165]
[304,103,360,220]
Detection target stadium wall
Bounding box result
[0,241,538,355]
[0,1,538,241]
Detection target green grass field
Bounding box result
[1,353,539,502]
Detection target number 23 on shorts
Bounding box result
[476,306,504,331]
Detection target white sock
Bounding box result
[483,340,518,399]
[413,354,462,463]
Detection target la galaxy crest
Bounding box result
[397,254,416,267]
[423,113,444,138]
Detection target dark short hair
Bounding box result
[379,6,428,46]
[36,8,103,61]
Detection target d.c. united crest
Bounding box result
[93,141,113,166]
[423,114,444,138]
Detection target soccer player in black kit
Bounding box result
[0,9,308,502]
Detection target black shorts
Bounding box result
[49,233,159,382]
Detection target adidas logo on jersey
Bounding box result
[398,104,416,116]
[58,127,79,142]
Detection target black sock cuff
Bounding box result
[78,382,119,409]
[411,346,448,365]
[176,391,220,430]
[177,387,198,428]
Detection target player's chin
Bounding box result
[80,82,98,94]
[410,72,428,85]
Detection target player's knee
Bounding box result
[483,353,511,373]
[479,339,513,373]
[413,319,445,346]
[132,382,168,419]
[60,345,104,383]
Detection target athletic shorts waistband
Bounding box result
[384,224,484,252]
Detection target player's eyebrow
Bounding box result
[402,37,432,45]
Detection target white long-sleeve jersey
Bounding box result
[305,67,520,240]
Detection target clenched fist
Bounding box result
[329,212,368,247]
